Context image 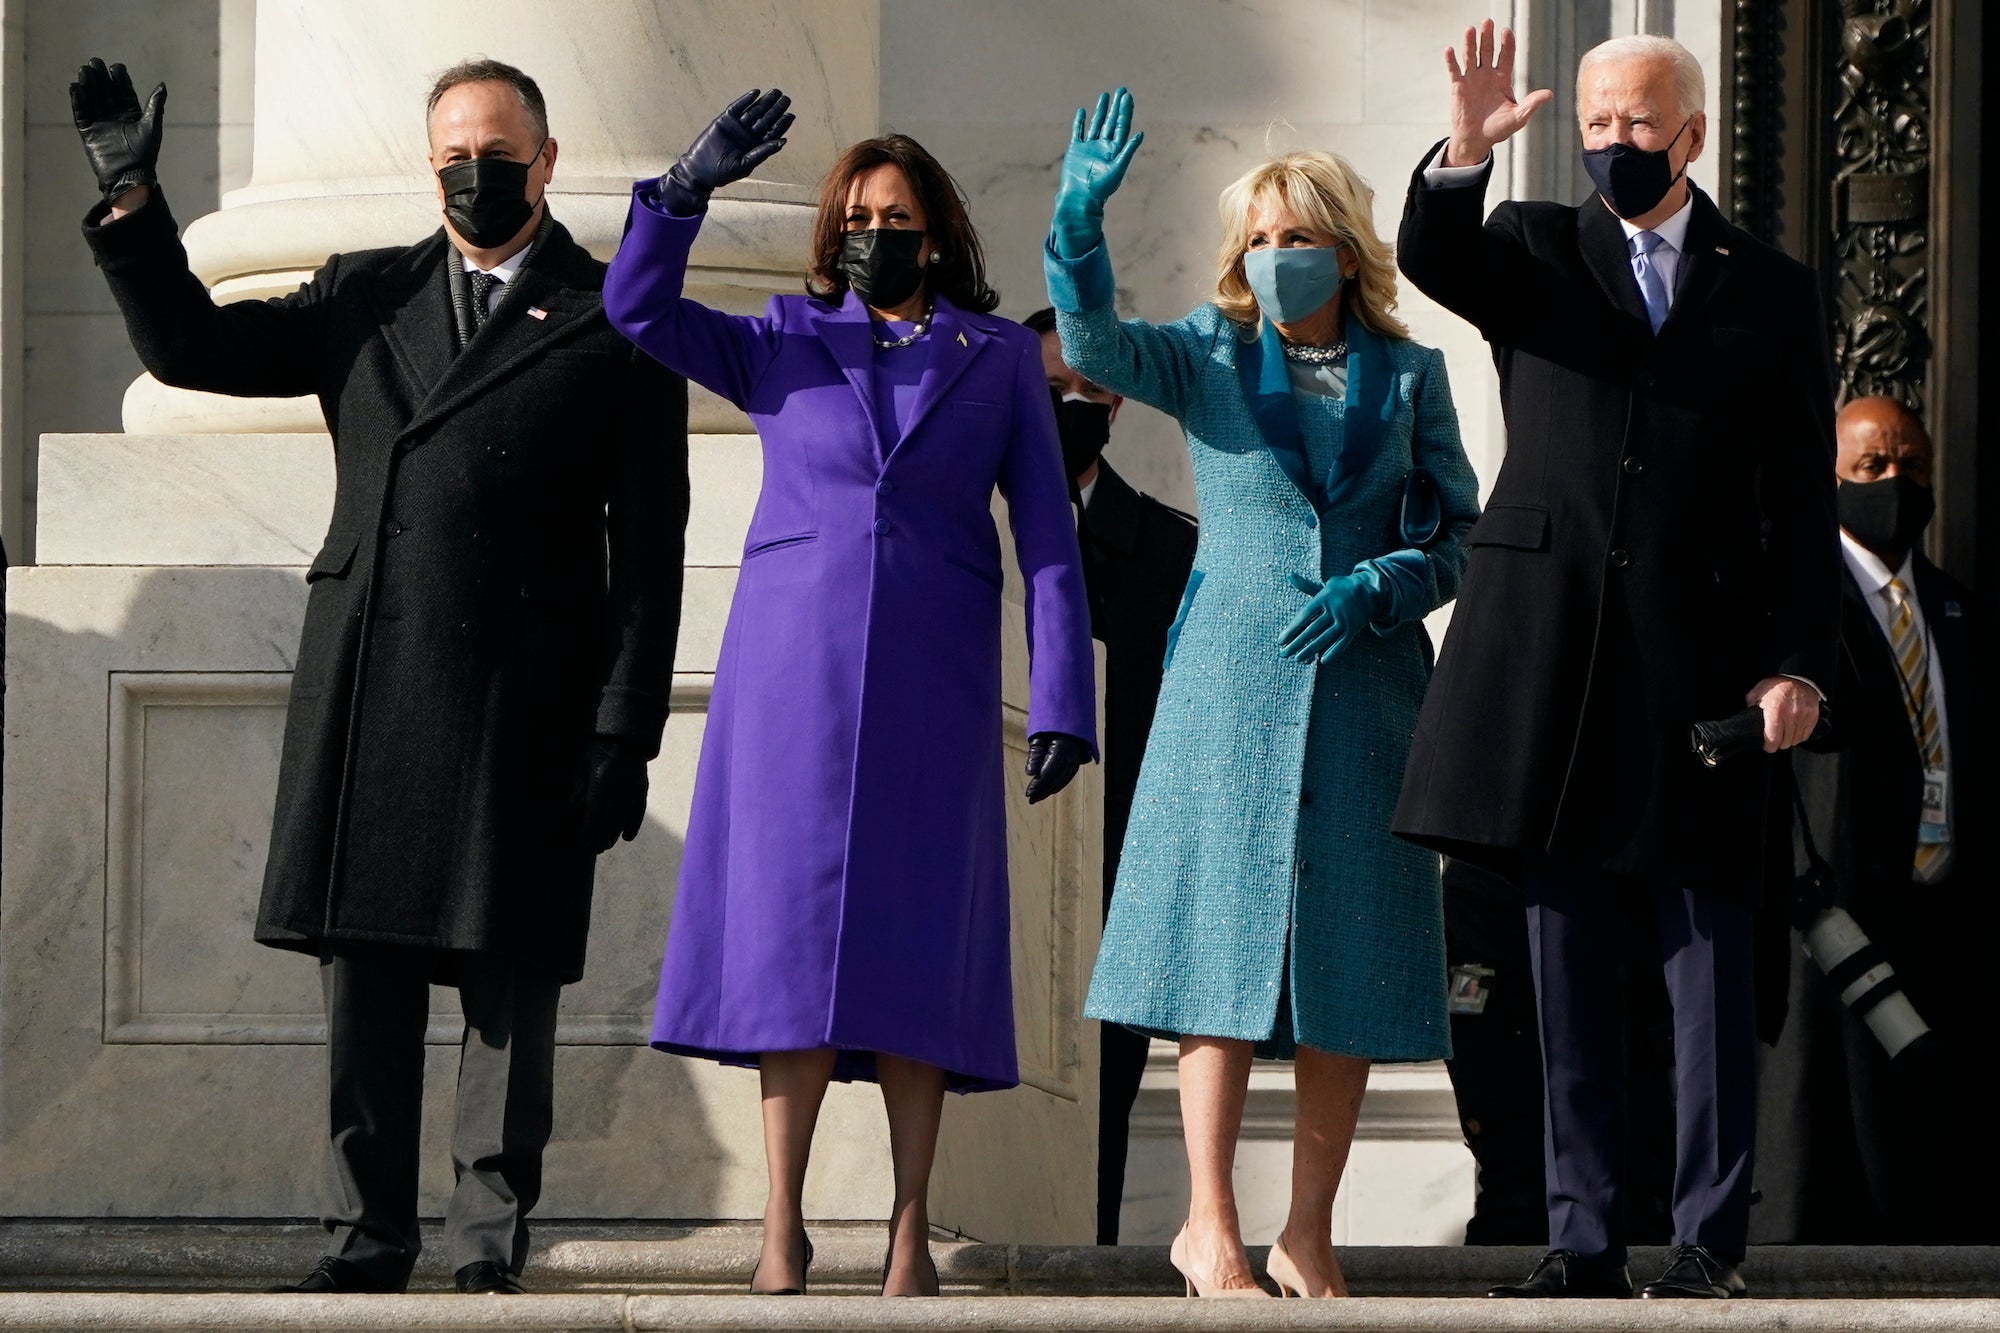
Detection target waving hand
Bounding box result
[1050,87,1144,260]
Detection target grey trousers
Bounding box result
[319,946,562,1286]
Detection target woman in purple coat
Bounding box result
[604,91,1096,1298]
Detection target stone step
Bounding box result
[3,1224,1999,1301]
[1,1292,2000,1332]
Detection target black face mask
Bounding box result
[439,141,544,249]
[1581,117,1692,219]
[1050,389,1112,480]
[838,228,928,309]
[1838,473,1935,561]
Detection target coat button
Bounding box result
[460,620,479,638]
[877,480,895,495]
[1300,790,1315,807]
[1636,370,1656,388]
[383,519,404,537]
[873,518,892,535]
[1623,456,1645,475]
[1610,549,1632,568]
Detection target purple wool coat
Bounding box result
[604,185,1097,1093]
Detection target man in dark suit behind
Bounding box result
[1754,396,1995,1243]
[1390,22,1838,1299]
[74,57,688,1293]
[1026,307,1197,1244]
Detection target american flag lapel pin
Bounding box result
[1715,246,1730,256]
[527,306,548,320]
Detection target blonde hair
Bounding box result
[1214,151,1407,340]
[1576,34,1705,121]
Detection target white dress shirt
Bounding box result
[1840,530,1952,776]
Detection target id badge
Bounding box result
[1918,765,1951,844]
[1448,964,1494,1015]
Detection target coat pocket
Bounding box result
[1464,504,1550,552]
[742,531,819,560]
[305,531,361,583]
[939,546,1003,591]
[1163,569,1205,671]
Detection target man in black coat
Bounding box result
[73,58,688,1294]
[1390,24,1838,1299]
[1026,308,1197,1245]
[1754,396,1994,1243]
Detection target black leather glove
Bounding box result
[655,88,794,215]
[575,736,650,854]
[70,58,167,202]
[1024,732,1090,805]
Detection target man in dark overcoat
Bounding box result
[1026,307,1198,1245]
[72,57,688,1294]
[1753,397,1995,1244]
[1389,24,1838,1299]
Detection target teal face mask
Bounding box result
[1243,244,1345,324]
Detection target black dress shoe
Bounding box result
[271,1255,400,1294]
[1639,1244,1745,1299]
[454,1260,526,1295]
[1487,1248,1634,1298]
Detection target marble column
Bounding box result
[123,0,879,433]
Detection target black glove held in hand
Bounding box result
[576,736,650,854]
[70,58,166,201]
[1024,732,1090,805]
[655,87,794,215]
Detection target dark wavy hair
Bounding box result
[806,135,999,313]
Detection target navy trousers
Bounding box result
[1522,857,1757,1265]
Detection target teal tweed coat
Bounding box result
[1048,243,1480,1061]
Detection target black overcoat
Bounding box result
[1390,151,1840,897]
[1078,459,1197,901]
[1753,558,1998,1241]
[85,194,689,982]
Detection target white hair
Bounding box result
[1576,34,1705,121]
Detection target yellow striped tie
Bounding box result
[1885,577,1951,882]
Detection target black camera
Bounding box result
[1692,706,1934,1061]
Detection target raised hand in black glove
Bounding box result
[1024,732,1091,805]
[654,88,794,216]
[575,736,650,854]
[70,58,167,203]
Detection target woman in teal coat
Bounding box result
[1045,91,1480,1299]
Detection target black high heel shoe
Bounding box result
[749,1230,813,1295]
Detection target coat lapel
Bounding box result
[1659,189,1734,335]
[894,297,990,453]
[1327,320,1396,507]
[1576,194,1653,330]
[396,220,604,443]
[806,291,883,448]
[1235,318,1315,506]
[367,231,456,405]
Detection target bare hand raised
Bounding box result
[1444,19,1552,167]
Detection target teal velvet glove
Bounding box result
[1280,572,1384,664]
[1050,87,1144,261]
[1280,552,1432,662]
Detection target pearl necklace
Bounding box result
[1281,338,1348,365]
[873,303,935,349]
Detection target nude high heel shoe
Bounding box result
[1169,1225,1271,1298]
[1265,1236,1343,1298]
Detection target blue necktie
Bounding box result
[1630,230,1670,334]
